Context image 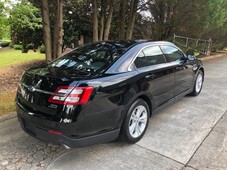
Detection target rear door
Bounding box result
[133,45,175,109]
[160,45,194,96]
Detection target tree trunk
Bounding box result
[53,0,63,59]
[58,0,63,57]
[103,1,114,40]
[40,0,52,61]
[118,0,126,39]
[99,0,105,41]
[92,0,99,42]
[99,14,104,41]
[126,0,139,39]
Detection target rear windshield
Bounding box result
[48,42,134,73]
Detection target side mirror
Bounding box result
[187,55,196,61]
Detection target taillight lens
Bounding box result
[48,130,62,135]
[48,86,93,105]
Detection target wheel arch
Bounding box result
[119,93,152,142]
[137,95,153,117]
[199,67,205,79]
[118,91,154,130]
[125,92,153,117]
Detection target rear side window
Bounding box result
[160,46,185,62]
[134,51,148,68]
[134,46,166,68]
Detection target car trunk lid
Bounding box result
[17,66,83,116]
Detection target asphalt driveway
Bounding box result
[0,55,227,170]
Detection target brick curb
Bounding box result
[199,53,227,61]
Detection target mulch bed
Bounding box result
[0,60,46,92]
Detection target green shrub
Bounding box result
[39,45,45,53]
[13,44,23,50]
[27,43,34,50]
[9,43,13,48]
[211,48,217,52]
[1,41,10,47]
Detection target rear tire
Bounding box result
[190,70,204,96]
[120,99,150,143]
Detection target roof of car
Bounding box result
[97,40,174,46]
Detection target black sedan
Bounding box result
[16,40,204,148]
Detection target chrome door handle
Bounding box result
[145,74,156,80]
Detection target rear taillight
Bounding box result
[48,86,93,105]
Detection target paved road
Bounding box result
[0,56,227,170]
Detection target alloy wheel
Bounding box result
[128,105,148,138]
[195,73,203,93]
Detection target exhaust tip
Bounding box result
[62,144,71,150]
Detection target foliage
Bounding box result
[139,0,227,49]
[187,0,227,49]
[27,43,34,50]
[15,0,227,54]
[13,44,23,50]
[39,44,45,53]
[0,1,10,39]
[9,0,43,51]
[0,41,10,47]
[63,0,92,45]
[0,48,45,67]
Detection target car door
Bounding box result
[133,45,175,109]
[160,45,194,96]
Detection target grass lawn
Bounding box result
[0,92,16,116]
[0,48,45,67]
[0,48,45,115]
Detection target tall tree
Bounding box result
[126,0,139,39]
[103,0,114,40]
[40,0,52,61]
[118,0,126,39]
[99,0,105,41]
[92,0,115,41]
[53,0,63,59]
[92,0,98,42]
[117,0,144,40]
[38,0,64,60]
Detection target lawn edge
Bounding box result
[0,112,16,122]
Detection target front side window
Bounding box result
[134,46,166,68]
[160,45,185,62]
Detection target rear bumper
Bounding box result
[16,103,120,148]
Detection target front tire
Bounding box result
[190,70,204,96]
[120,99,150,143]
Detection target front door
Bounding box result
[160,45,194,96]
[133,45,175,109]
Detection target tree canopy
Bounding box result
[9,0,43,50]
[0,1,9,39]
[1,0,226,60]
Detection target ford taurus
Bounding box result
[16,40,204,148]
